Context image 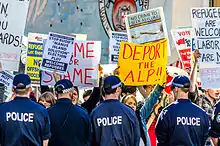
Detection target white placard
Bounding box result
[41,40,101,87]
[0,0,30,71]
[109,31,128,64]
[125,7,170,55]
[40,32,75,74]
[191,7,220,67]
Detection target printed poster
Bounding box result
[0,0,30,71]
[191,7,220,66]
[40,32,75,74]
[118,39,168,86]
[125,7,170,55]
[25,33,47,84]
[41,41,101,87]
[0,71,14,95]
[171,28,193,69]
[109,31,128,64]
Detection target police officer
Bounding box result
[48,79,91,146]
[90,75,140,146]
[155,75,209,146]
[0,74,51,146]
[209,101,220,145]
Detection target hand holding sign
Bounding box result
[194,49,201,63]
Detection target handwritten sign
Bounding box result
[0,0,30,71]
[41,32,75,74]
[25,33,47,84]
[118,39,168,85]
[171,28,193,69]
[125,7,170,55]
[41,41,101,87]
[109,31,128,64]
[191,7,220,66]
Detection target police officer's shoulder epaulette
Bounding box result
[162,101,178,110]
[191,102,207,113]
[76,105,88,114]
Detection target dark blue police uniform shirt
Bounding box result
[209,101,220,138]
[90,99,140,146]
[156,99,209,146]
[48,98,91,146]
[0,96,51,146]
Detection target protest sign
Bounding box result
[191,7,220,66]
[25,33,47,84]
[125,7,170,55]
[171,28,193,69]
[41,41,101,87]
[199,66,220,89]
[118,39,168,86]
[71,33,87,40]
[0,0,30,71]
[40,32,75,74]
[0,71,14,93]
[109,31,128,64]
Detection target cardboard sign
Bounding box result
[171,28,193,69]
[0,0,30,71]
[25,33,47,84]
[0,71,14,92]
[118,39,168,85]
[191,7,220,66]
[41,32,75,74]
[109,31,128,64]
[125,7,170,55]
[41,41,101,87]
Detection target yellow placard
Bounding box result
[118,39,168,85]
[26,42,43,82]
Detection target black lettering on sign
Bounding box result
[201,53,214,62]
[0,2,8,17]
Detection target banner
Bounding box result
[171,28,193,69]
[40,32,75,74]
[118,39,168,85]
[0,0,30,71]
[191,7,220,66]
[25,33,47,84]
[125,7,170,55]
[41,41,101,87]
[109,31,128,64]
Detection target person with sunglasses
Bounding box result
[48,79,91,146]
[155,75,209,146]
[90,75,140,146]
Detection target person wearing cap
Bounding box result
[155,75,209,146]
[48,79,91,146]
[0,74,51,146]
[90,75,140,146]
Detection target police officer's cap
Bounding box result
[13,74,31,89]
[168,75,190,88]
[55,79,74,94]
[103,75,123,92]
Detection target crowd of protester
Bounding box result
[0,50,220,146]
